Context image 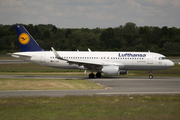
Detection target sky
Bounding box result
[0,0,180,28]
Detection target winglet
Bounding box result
[51,47,67,61]
[88,48,91,52]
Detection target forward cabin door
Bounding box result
[147,54,153,64]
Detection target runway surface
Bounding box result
[0,75,180,97]
[0,60,29,64]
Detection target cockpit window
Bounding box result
[159,57,167,60]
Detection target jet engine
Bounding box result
[102,66,120,76]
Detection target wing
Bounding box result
[51,47,103,70]
[51,47,125,71]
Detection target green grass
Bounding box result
[0,63,77,72]
[0,95,180,120]
[0,54,18,60]
[0,78,103,91]
[167,56,180,60]
[0,63,86,76]
[0,63,85,75]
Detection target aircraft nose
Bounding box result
[169,60,174,67]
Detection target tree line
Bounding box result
[0,22,180,56]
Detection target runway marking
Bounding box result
[97,92,180,95]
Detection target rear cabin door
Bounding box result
[40,53,46,65]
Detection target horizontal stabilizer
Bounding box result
[12,53,32,58]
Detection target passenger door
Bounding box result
[147,54,153,64]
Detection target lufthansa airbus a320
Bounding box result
[11,25,174,78]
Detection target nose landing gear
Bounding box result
[149,75,153,79]
[149,70,153,79]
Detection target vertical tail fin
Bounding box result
[15,25,44,52]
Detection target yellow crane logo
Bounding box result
[19,33,30,45]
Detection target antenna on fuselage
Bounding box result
[148,50,150,53]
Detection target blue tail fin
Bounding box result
[15,25,44,52]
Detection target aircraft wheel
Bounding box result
[149,75,153,79]
[96,72,101,78]
[89,73,95,78]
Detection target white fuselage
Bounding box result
[12,51,174,71]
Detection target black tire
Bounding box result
[96,72,102,78]
[89,73,95,78]
[149,75,153,79]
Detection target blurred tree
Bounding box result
[123,22,138,35]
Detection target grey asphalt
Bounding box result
[0,75,180,97]
[0,60,29,64]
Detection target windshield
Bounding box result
[159,57,167,60]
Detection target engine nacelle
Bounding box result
[102,66,120,76]
[119,70,128,75]
[76,65,87,70]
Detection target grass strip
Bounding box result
[0,78,104,91]
[0,95,180,120]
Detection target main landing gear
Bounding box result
[96,72,102,78]
[89,72,102,78]
[89,73,95,78]
[149,70,153,79]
